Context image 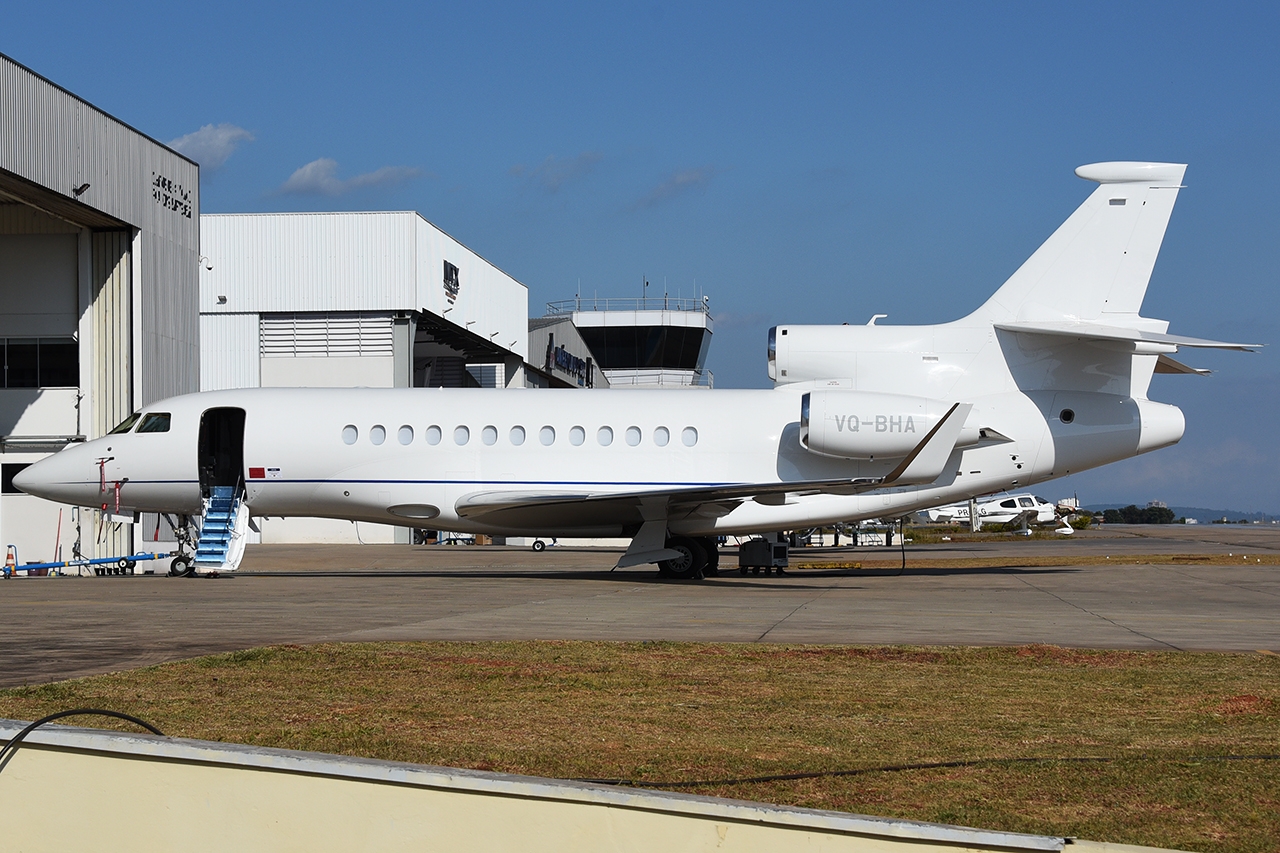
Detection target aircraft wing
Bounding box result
[993,321,1261,351]
[457,402,974,530]
[454,476,890,529]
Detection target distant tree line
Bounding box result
[1101,505,1176,525]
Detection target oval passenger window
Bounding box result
[425,425,442,446]
[625,426,641,446]
[370,425,386,445]
[454,426,470,445]
[482,425,498,445]
[682,427,698,447]
[342,425,358,445]
[654,426,669,447]
[398,425,414,445]
[597,426,613,446]
[540,426,556,446]
[510,426,526,446]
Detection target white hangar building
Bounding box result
[0,52,200,563]
[198,211,530,543]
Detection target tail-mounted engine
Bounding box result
[800,390,976,460]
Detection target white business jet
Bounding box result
[14,162,1258,579]
[923,494,1059,526]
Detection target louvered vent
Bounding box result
[260,313,394,358]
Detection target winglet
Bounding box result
[882,402,973,486]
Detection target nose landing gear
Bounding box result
[165,514,197,577]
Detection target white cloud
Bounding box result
[634,166,717,209]
[167,123,254,170]
[279,158,423,196]
[510,152,602,192]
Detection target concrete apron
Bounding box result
[0,720,1187,853]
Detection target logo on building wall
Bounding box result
[544,333,594,387]
[151,172,192,219]
[443,261,460,303]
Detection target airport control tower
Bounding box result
[539,293,713,388]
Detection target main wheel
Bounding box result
[658,536,707,580]
[169,556,193,577]
[699,536,720,577]
[532,539,547,552]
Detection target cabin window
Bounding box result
[398,425,414,445]
[597,426,613,446]
[654,426,670,447]
[109,413,142,435]
[540,426,556,446]
[482,425,498,445]
[342,425,358,445]
[454,426,470,445]
[1019,497,1035,507]
[370,425,386,445]
[1001,499,1017,509]
[510,426,526,446]
[137,413,171,433]
[625,426,641,446]
[425,425,442,445]
[569,426,585,446]
[682,427,698,447]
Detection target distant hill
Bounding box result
[1086,504,1278,524]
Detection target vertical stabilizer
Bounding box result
[972,162,1186,324]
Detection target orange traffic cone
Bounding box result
[3,545,15,580]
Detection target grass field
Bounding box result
[2,642,1278,852]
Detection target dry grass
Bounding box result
[3,642,1278,852]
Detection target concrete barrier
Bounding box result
[0,720,1186,852]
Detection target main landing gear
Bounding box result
[657,535,719,580]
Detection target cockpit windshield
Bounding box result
[108,412,142,434]
[137,413,172,433]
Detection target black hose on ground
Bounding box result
[0,709,165,774]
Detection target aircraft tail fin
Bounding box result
[971,162,1186,324]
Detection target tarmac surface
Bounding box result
[2,525,1278,687]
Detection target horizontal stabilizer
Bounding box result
[995,321,1261,351]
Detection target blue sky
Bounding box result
[6,1,1278,511]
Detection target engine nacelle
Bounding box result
[800,390,965,459]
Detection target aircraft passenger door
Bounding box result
[198,408,246,498]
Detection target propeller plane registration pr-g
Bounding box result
[14,163,1259,578]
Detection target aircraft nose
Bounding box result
[12,445,96,504]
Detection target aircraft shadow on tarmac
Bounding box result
[237,565,1079,585]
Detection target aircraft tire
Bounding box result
[169,556,193,577]
[699,536,720,576]
[531,539,546,552]
[659,536,706,580]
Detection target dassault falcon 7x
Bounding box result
[15,162,1258,578]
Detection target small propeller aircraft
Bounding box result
[15,162,1258,578]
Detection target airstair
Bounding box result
[193,485,250,575]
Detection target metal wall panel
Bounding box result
[1,52,200,408]
[200,213,416,314]
[415,215,528,360]
[199,313,260,391]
